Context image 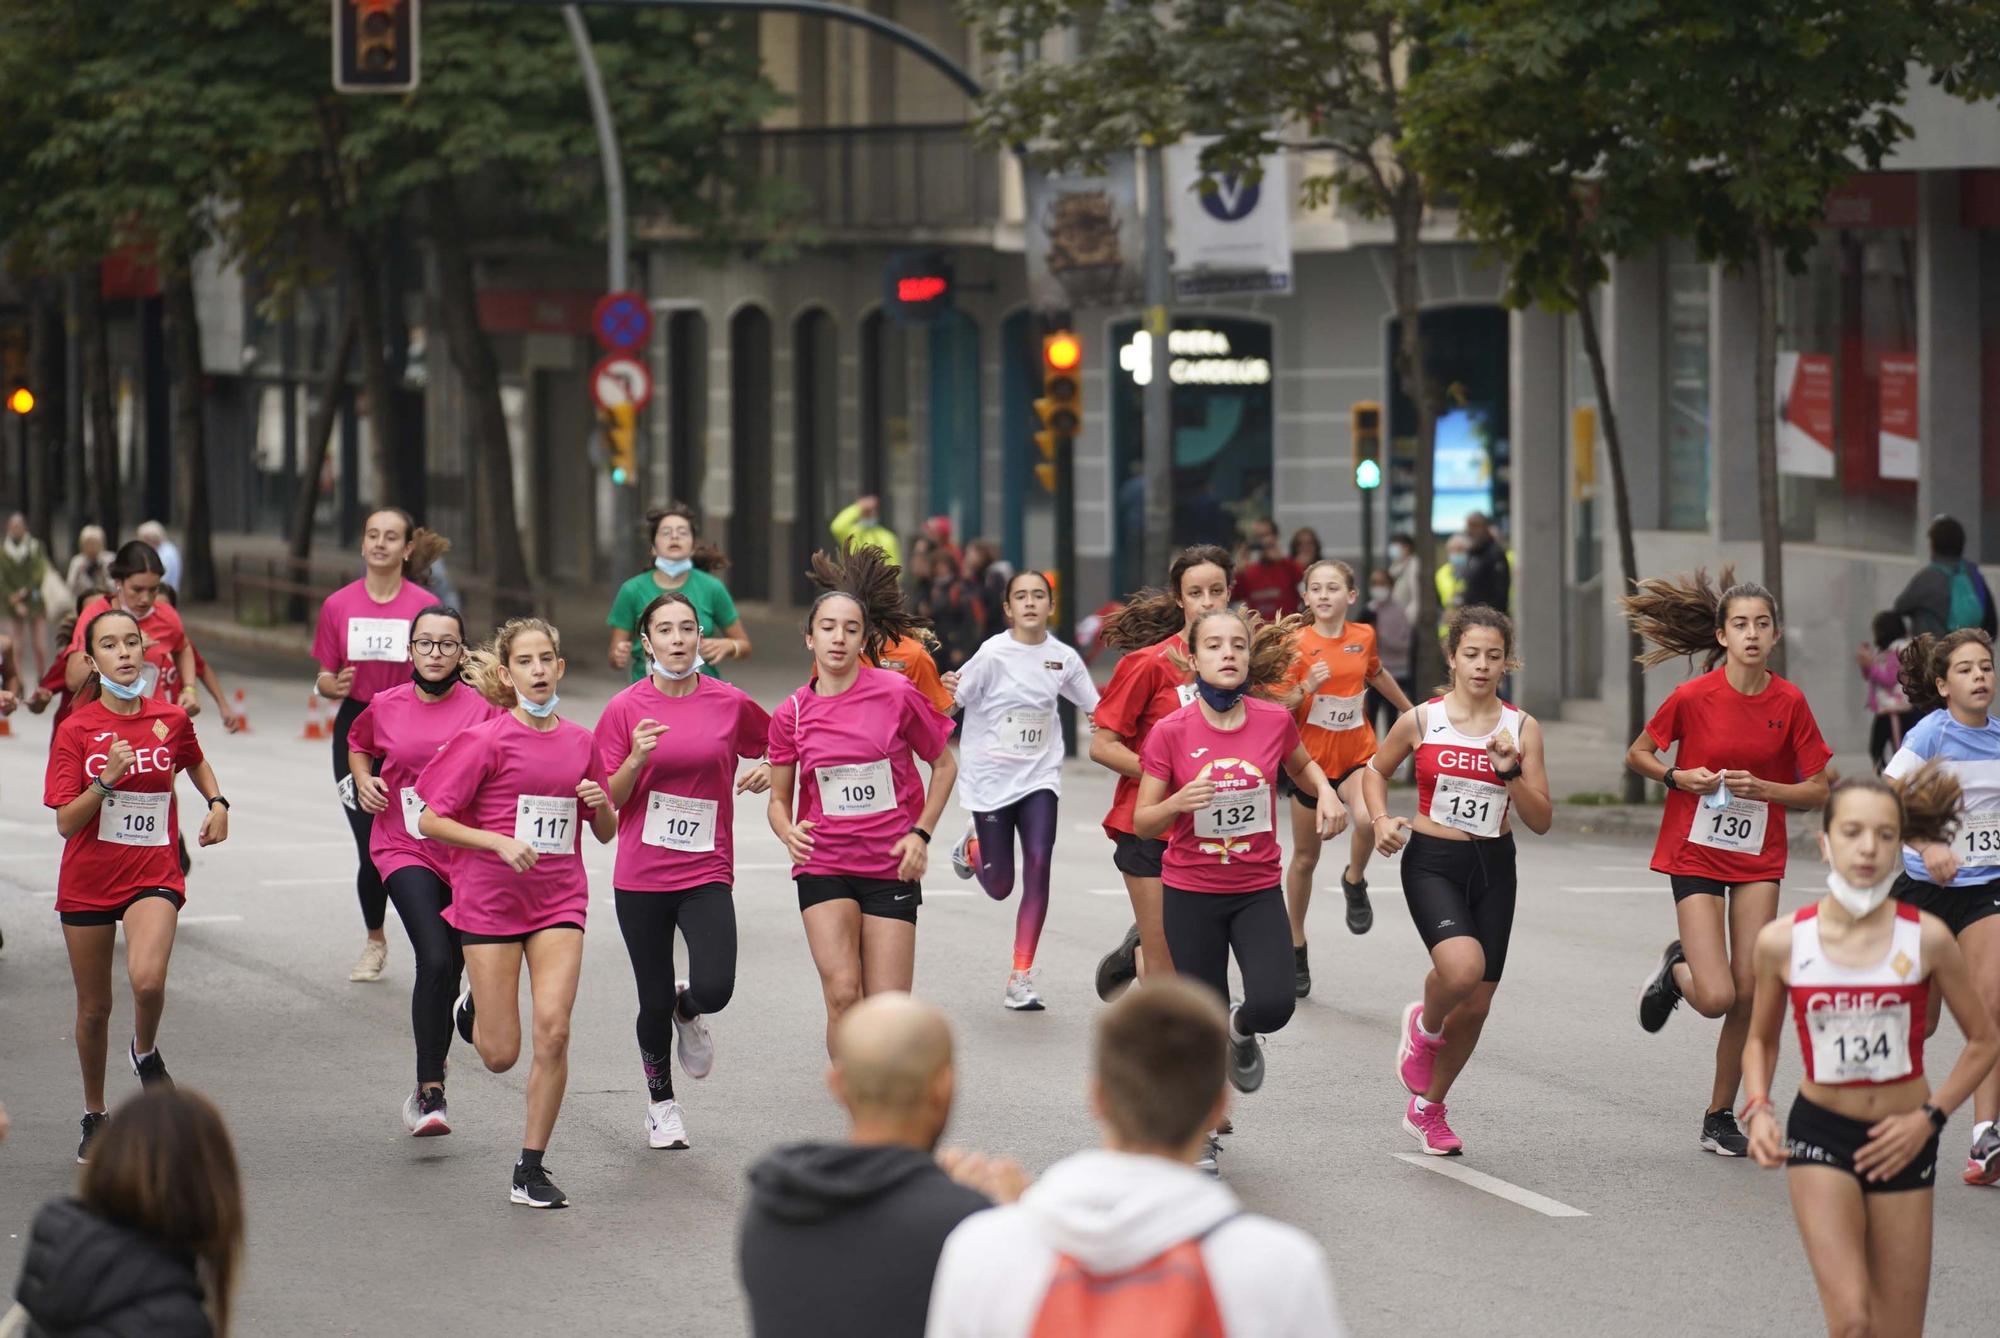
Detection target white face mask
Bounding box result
[1369,585,1392,602]
[1826,867,1898,918]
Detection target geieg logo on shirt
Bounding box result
[86,731,172,777]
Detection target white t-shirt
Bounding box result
[953,632,1100,811]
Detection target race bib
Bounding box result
[643,792,718,853]
[515,795,578,854]
[1175,683,1199,707]
[1689,796,1769,854]
[1193,785,1273,839]
[401,786,428,841]
[346,617,409,664]
[1807,1004,1912,1085]
[1951,811,2000,866]
[1307,692,1367,732]
[1430,775,1506,838]
[99,789,170,847]
[815,760,896,817]
[995,709,1054,758]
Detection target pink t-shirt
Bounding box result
[1141,697,1303,894]
[594,675,772,892]
[766,667,956,880]
[413,712,609,935]
[347,681,505,882]
[312,578,438,705]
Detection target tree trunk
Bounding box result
[289,312,360,566]
[1574,276,1648,803]
[162,263,216,601]
[25,281,60,546]
[427,179,531,597]
[77,277,120,543]
[347,226,402,509]
[1392,183,1443,691]
[1754,231,1785,677]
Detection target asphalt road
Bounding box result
[2,645,1996,1337]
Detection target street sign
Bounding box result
[591,355,653,413]
[591,291,651,352]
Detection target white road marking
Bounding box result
[925,888,974,898]
[260,876,355,887]
[1391,1153,1590,1217]
[1087,888,1127,897]
[179,914,244,925]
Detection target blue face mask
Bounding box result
[656,556,693,578]
[516,692,561,719]
[1195,677,1247,712]
[97,666,146,701]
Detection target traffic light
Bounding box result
[334,0,419,94]
[5,387,31,416]
[605,403,637,486]
[1034,331,1082,494]
[1351,400,1382,491]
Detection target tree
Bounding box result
[967,1,1454,682]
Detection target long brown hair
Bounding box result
[464,617,562,708]
[1897,628,1994,714]
[81,1090,244,1336]
[1823,761,1961,849]
[368,507,451,588]
[806,543,930,662]
[1175,607,1304,703]
[1098,544,1235,651]
[645,500,731,573]
[1620,565,1778,671]
[1439,604,1520,692]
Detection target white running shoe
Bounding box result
[672,982,714,1079]
[1003,969,1045,1012]
[349,937,387,982]
[402,1087,450,1137]
[647,1098,690,1150]
[951,823,978,881]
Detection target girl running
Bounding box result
[62,542,197,713]
[1742,769,1998,1337]
[346,604,501,1138]
[1134,608,1340,1099]
[1367,605,1553,1157]
[45,608,231,1163]
[1088,544,1235,998]
[944,570,1101,1011]
[766,547,958,1055]
[1882,629,2000,1183]
[311,508,448,984]
[416,618,615,1209]
[805,545,956,715]
[1285,559,1414,997]
[596,592,772,1151]
[605,501,751,681]
[1625,570,1833,1157]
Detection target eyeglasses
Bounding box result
[412,639,463,656]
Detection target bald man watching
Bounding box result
[739,995,1021,1338]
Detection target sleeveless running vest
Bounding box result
[1788,901,1928,1087]
[1413,697,1521,839]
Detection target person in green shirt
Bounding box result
[606,502,752,682]
[829,494,902,568]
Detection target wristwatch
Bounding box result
[1922,1103,1947,1133]
[90,776,116,798]
[207,795,231,811]
[1494,763,1524,783]
[1663,768,1680,791]
[909,826,932,844]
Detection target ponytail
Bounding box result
[463,617,561,708]
[1621,566,1777,672]
[1100,544,1237,651]
[806,542,927,662]
[1824,760,1961,849]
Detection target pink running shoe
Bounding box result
[1403,1097,1463,1156]
[1397,1001,1442,1096]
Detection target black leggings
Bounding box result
[614,885,737,1102]
[1162,885,1296,1037]
[384,866,462,1086]
[333,696,387,932]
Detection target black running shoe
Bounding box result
[1639,940,1685,1034]
[1701,1108,1749,1157]
[1094,923,1142,1001]
[1227,1006,1265,1094]
[76,1111,109,1165]
[1293,943,1312,998]
[454,986,476,1045]
[128,1040,172,1089]
[511,1161,568,1209]
[1342,874,1373,934]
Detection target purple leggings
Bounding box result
[972,789,1059,971]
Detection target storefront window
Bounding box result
[1663,241,1711,531]
[1775,230,1919,552]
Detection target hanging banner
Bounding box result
[1877,351,1919,481]
[1024,155,1144,312]
[1776,350,1836,479]
[1166,138,1292,297]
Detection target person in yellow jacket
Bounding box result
[830,495,903,568]
[1434,532,1469,637]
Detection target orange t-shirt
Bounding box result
[873,636,955,715]
[1288,622,1381,777]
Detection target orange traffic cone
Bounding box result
[300,692,327,741]
[0,713,12,738]
[230,689,251,734]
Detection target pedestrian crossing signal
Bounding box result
[334,0,419,93]
[1352,401,1382,491]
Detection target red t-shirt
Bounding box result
[44,697,204,911]
[1093,636,1197,840]
[1646,668,1831,882]
[66,597,188,703]
[1140,698,1302,893]
[1235,558,1302,621]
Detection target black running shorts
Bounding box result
[59,887,184,927]
[1111,831,1166,880]
[796,874,921,923]
[1786,1091,1939,1194]
[1401,831,1518,982]
[1893,873,2000,938]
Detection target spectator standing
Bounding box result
[925,979,1345,1338]
[830,495,904,568]
[1857,610,1916,770]
[134,521,183,595]
[1234,527,1303,622]
[0,514,51,678]
[1289,527,1324,569]
[1895,514,1998,638]
[916,549,986,673]
[739,994,1022,1338]
[1460,511,1510,613]
[65,525,113,604]
[1365,567,1415,739]
[962,539,1012,633]
[1387,532,1421,624]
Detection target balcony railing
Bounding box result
[728,123,1003,236]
